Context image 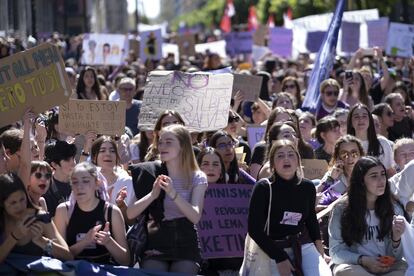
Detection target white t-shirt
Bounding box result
[107,168,134,205]
[358,210,386,257]
[361,136,395,169]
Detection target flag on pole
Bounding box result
[248,6,259,31]
[301,0,345,113]
[283,7,293,29]
[267,14,275,28]
[220,0,235,33]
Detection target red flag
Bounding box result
[220,0,235,33]
[248,6,258,31]
[267,14,275,28]
[283,7,293,29]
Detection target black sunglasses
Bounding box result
[34,172,52,180]
[324,90,339,97]
[228,116,240,123]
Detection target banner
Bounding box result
[386,22,414,58]
[225,32,253,56]
[195,40,227,58]
[176,34,196,57]
[341,21,360,53]
[269,27,293,57]
[246,125,266,150]
[82,34,128,65]
[139,71,233,132]
[59,99,126,136]
[0,43,71,128]
[198,184,253,259]
[140,29,163,61]
[232,74,262,102]
[302,0,345,112]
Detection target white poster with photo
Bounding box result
[195,40,227,58]
[386,22,414,58]
[140,29,163,61]
[139,71,233,132]
[82,33,129,65]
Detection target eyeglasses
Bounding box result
[216,141,236,150]
[228,116,240,124]
[323,90,339,97]
[339,151,360,160]
[34,172,52,180]
[284,84,296,90]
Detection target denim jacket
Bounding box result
[328,200,404,265]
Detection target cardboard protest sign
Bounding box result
[386,22,414,58]
[253,25,268,46]
[232,74,262,102]
[246,125,266,149]
[59,99,126,136]
[198,184,252,259]
[176,34,196,57]
[140,29,163,61]
[0,43,71,128]
[139,71,233,132]
[225,32,253,56]
[82,34,129,65]
[341,21,360,53]
[366,18,389,48]
[269,27,293,57]
[302,159,329,180]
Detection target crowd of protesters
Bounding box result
[1,29,414,276]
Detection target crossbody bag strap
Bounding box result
[264,178,272,236]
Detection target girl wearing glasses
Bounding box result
[281,76,303,108]
[372,103,395,140]
[209,130,255,185]
[347,104,396,177]
[248,140,331,276]
[224,110,251,164]
[317,135,364,205]
[28,161,53,211]
[328,157,407,276]
[317,79,348,121]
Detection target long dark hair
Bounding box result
[209,130,239,183]
[341,157,394,246]
[76,66,104,100]
[90,136,121,167]
[347,104,383,157]
[0,173,36,231]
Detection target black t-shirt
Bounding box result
[43,177,71,217]
[369,81,384,105]
[388,117,414,142]
[248,175,320,263]
[314,146,332,164]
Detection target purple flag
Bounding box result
[302,0,345,113]
[341,21,360,53]
[269,27,293,57]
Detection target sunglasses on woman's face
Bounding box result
[228,116,240,124]
[34,172,52,180]
[284,84,296,90]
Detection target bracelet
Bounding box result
[10,232,20,241]
[44,238,53,256]
[171,191,178,201]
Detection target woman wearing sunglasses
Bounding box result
[28,161,53,211]
[224,110,251,165]
[281,76,303,108]
[316,79,348,121]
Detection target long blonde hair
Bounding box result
[159,125,199,189]
[268,139,303,184]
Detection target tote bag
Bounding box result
[240,180,279,276]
